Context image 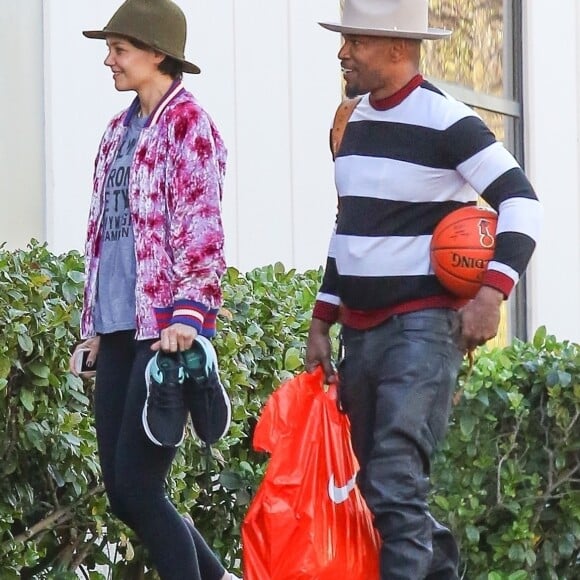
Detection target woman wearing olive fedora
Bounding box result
[308,0,541,579]
[70,0,239,578]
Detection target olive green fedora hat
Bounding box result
[83,0,200,74]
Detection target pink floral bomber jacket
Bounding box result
[81,81,227,340]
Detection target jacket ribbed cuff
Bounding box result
[155,300,209,335]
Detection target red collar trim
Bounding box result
[369,74,424,111]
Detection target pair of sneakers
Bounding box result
[141,336,231,448]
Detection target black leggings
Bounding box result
[94,331,225,580]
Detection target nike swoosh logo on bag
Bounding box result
[328,473,357,504]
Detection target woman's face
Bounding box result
[104,35,164,92]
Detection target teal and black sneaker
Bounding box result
[180,336,231,446]
[142,351,188,447]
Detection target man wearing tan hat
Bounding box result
[306,1,542,578]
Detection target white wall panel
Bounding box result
[288,1,342,271]
[0,0,44,248]
[231,1,294,269]
[523,0,580,342]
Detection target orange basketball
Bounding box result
[430,206,498,298]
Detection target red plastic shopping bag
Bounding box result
[242,368,380,579]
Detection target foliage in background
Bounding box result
[432,328,579,580]
[0,243,578,579]
[0,242,103,579]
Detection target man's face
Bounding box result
[338,35,394,98]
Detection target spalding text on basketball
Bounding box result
[451,253,490,270]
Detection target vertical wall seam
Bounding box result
[40,0,50,246]
[287,0,296,268]
[232,0,241,267]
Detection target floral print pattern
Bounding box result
[81,83,227,340]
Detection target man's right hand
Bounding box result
[305,318,337,384]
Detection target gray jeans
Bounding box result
[338,309,464,580]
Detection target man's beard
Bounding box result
[345,82,365,98]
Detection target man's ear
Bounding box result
[388,38,410,63]
[152,50,167,66]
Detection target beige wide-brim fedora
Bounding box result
[83,0,201,74]
[320,0,452,40]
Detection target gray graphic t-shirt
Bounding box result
[94,113,147,334]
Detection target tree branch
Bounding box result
[4,484,104,546]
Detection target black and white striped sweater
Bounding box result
[313,76,542,328]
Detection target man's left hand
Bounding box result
[458,286,504,352]
[151,323,198,353]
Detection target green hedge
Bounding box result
[0,242,578,579]
[432,329,579,579]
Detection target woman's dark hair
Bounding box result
[127,37,184,80]
[158,56,184,80]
